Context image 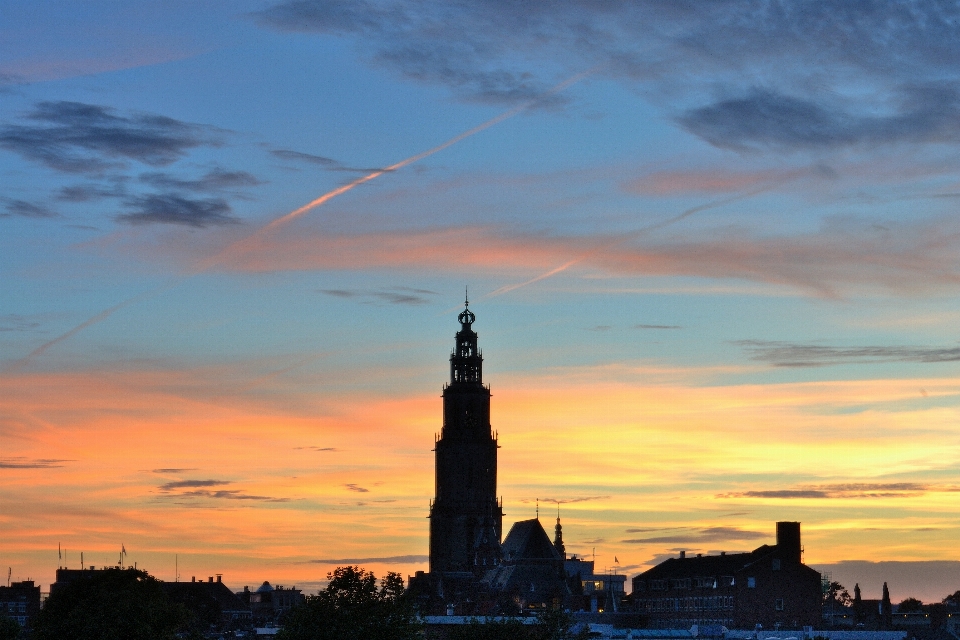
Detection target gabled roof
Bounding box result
[501,519,562,563]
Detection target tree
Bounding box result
[277,566,421,640]
[32,568,191,640]
[824,581,851,607]
[532,607,589,640]
[943,590,960,607]
[853,583,863,623]
[0,616,20,640]
[897,598,924,613]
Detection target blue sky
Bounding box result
[3,1,960,602]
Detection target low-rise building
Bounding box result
[237,581,304,623]
[631,522,821,629]
[0,580,41,631]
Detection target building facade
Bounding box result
[631,522,821,629]
[429,299,503,576]
[0,580,41,631]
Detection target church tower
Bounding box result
[429,296,503,575]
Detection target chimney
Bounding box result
[191,576,196,582]
[208,576,213,583]
[776,521,802,564]
[216,574,222,583]
[679,551,686,559]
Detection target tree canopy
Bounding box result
[32,568,190,640]
[897,597,924,613]
[277,566,420,640]
[0,616,21,640]
[824,581,851,607]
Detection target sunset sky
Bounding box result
[4,1,960,602]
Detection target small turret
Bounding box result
[554,508,566,559]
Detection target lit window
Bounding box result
[747,577,756,588]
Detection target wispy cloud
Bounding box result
[0,101,221,174]
[0,314,42,332]
[270,149,386,173]
[537,496,610,505]
[344,483,369,493]
[680,85,960,151]
[0,457,73,469]
[2,199,57,219]
[152,468,198,474]
[737,340,960,367]
[177,490,290,502]
[625,166,816,196]
[320,287,437,306]
[306,555,428,564]
[139,168,263,192]
[159,479,231,491]
[294,446,339,452]
[718,482,955,500]
[158,479,289,502]
[204,214,960,297]
[635,324,682,330]
[623,526,768,544]
[56,183,127,202]
[116,194,238,227]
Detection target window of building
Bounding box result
[747,577,756,588]
[772,559,781,571]
[775,598,784,611]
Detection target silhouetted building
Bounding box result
[429,297,503,577]
[631,522,821,629]
[237,580,303,623]
[51,567,253,633]
[0,580,41,631]
[482,518,569,611]
[563,555,627,613]
[163,575,252,630]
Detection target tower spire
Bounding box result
[431,298,501,576]
[554,503,566,558]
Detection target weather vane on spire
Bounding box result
[465,286,469,308]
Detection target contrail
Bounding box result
[482,184,776,301]
[7,71,594,371]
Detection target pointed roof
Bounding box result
[501,519,562,563]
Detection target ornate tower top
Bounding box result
[451,295,482,385]
[554,505,566,559]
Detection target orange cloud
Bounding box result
[183,215,960,298]
[624,167,804,195]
